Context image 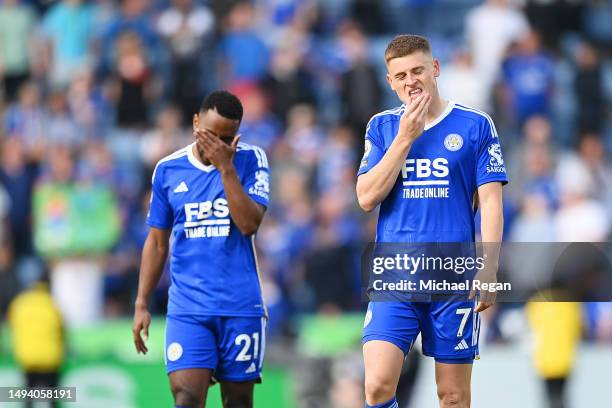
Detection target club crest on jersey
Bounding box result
[487,143,505,173]
[167,342,183,362]
[444,133,463,151]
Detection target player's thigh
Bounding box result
[363,340,405,386]
[220,381,255,408]
[434,362,472,404]
[216,316,266,383]
[169,368,213,407]
[362,302,420,399]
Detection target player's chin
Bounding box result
[398,93,412,105]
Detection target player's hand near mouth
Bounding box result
[356,91,431,212]
[397,92,431,146]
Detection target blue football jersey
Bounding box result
[358,101,508,243]
[147,142,270,317]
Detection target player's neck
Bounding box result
[426,96,448,125]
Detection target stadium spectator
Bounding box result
[316,125,356,192]
[465,0,529,101]
[507,116,558,210]
[0,182,12,310]
[527,299,581,408]
[156,0,214,124]
[106,31,157,128]
[523,0,584,51]
[3,82,46,155]
[46,88,82,148]
[280,103,324,169]
[40,0,94,87]
[338,21,383,143]
[575,132,612,220]
[0,0,36,102]
[97,0,160,78]
[0,137,37,262]
[234,83,282,151]
[35,146,120,326]
[7,273,65,408]
[262,39,316,125]
[217,1,270,86]
[555,152,610,242]
[139,104,188,170]
[262,166,314,316]
[437,47,488,111]
[500,29,555,127]
[329,351,365,408]
[66,68,111,138]
[304,187,361,311]
[573,41,606,135]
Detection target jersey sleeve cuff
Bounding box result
[477,178,508,187]
[146,220,172,229]
[248,194,269,209]
[357,167,371,176]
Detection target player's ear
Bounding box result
[192,113,198,131]
[386,72,394,90]
[433,58,440,78]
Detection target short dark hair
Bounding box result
[200,90,243,122]
[384,35,431,64]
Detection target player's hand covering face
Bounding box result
[193,111,240,171]
[386,50,440,106]
[397,93,431,145]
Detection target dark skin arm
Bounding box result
[193,115,265,236]
[133,227,170,354]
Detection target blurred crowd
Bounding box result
[0,0,611,346]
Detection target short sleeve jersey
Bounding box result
[147,142,270,317]
[358,102,508,243]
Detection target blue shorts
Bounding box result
[363,299,480,364]
[165,314,266,382]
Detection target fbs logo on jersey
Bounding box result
[486,143,505,173]
[444,133,463,151]
[400,158,450,199]
[174,181,189,193]
[183,198,231,238]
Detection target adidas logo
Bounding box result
[454,339,469,351]
[174,181,189,193]
[245,362,256,374]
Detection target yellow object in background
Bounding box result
[526,297,581,379]
[7,282,65,372]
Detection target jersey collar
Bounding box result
[187,142,216,172]
[424,100,455,131]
